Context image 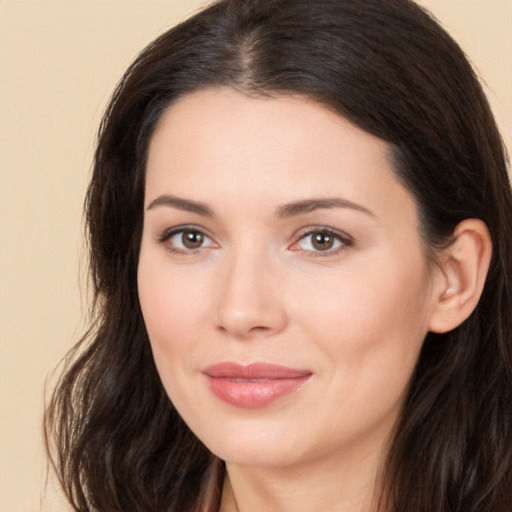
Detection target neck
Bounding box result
[219,442,386,512]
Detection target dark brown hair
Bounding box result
[45,1,512,510]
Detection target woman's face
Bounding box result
[138,88,441,468]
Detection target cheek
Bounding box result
[137,252,206,366]
[138,253,230,438]
[293,251,431,364]
[137,255,210,421]
[293,255,430,437]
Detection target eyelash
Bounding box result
[155,226,354,257]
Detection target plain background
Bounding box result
[1,1,510,511]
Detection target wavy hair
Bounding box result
[45,0,512,510]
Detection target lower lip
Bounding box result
[205,375,311,408]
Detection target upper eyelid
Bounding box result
[293,226,354,243]
[156,224,211,241]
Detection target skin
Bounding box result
[138,88,449,512]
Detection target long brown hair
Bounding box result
[45,1,512,510]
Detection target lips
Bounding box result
[202,362,312,408]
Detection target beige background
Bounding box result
[1,1,510,511]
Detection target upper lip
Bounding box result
[202,362,312,380]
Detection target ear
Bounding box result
[428,219,492,334]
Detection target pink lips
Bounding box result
[202,362,312,408]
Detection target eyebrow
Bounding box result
[146,194,374,218]
[276,198,374,218]
[146,194,214,217]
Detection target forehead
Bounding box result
[145,88,415,223]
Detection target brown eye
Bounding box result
[290,228,350,255]
[311,231,336,251]
[182,230,204,249]
[159,227,217,253]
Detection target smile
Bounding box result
[202,362,312,408]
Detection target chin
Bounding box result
[196,421,307,468]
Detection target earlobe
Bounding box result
[428,219,492,334]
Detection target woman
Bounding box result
[45,0,512,511]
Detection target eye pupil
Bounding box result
[312,232,334,250]
[182,230,204,249]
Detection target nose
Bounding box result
[214,250,288,339]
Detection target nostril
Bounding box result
[216,323,271,338]
[250,326,270,332]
